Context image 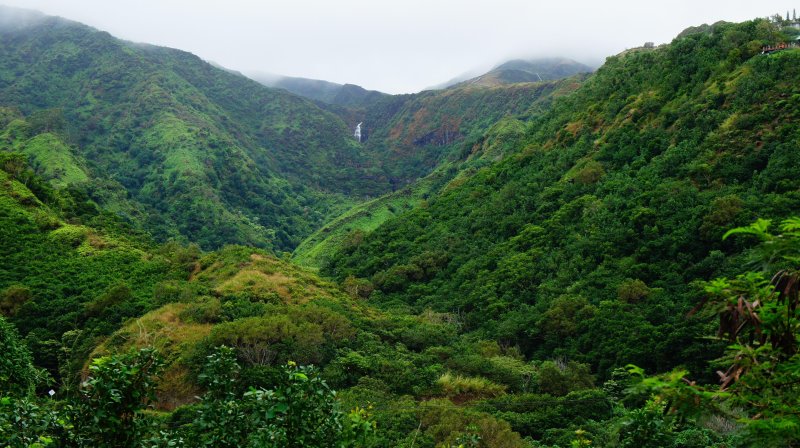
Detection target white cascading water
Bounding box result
[354,122,362,142]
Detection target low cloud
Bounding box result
[2,0,795,93]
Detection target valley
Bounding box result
[1,5,799,447]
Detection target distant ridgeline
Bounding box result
[0,6,388,251]
[0,7,596,253]
[3,7,800,447]
[325,17,800,385]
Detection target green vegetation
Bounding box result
[254,74,389,108]
[0,316,42,397]
[360,79,582,184]
[293,170,437,268]
[0,12,378,251]
[625,217,800,446]
[1,341,376,447]
[294,79,583,268]
[2,8,800,448]
[452,57,593,88]
[327,19,800,381]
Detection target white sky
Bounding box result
[2,1,796,93]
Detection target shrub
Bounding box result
[189,347,376,447]
[0,317,42,397]
[48,224,89,247]
[537,360,595,397]
[436,372,507,402]
[70,348,164,447]
[617,279,651,303]
[0,285,31,317]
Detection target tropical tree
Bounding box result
[70,348,164,447]
[0,316,43,397]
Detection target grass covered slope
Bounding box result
[0,6,379,251]
[361,79,584,184]
[86,245,591,446]
[325,20,800,377]
[0,151,193,380]
[457,57,594,88]
[292,171,439,268]
[87,246,372,409]
[0,108,89,188]
[294,78,584,268]
[0,6,592,254]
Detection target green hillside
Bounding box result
[252,73,389,108]
[293,78,583,268]
[0,143,188,380]
[0,146,548,447]
[363,80,583,183]
[457,57,594,87]
[0,7,382,250]
[327,19,800,376]
[3,8,800,448]
[292,167,444,268]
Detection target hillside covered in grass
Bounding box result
[0,6,384,251]
[3,8,800,447]
[326,19,800,379]
[294,78,585,267]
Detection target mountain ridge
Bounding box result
[0,8,383,250]
[323,18,800,381]
[2,8,800,446]
[249,72,389,108]
[430,57,594,90]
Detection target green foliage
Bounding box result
[70,348,164,447]
[197,345,240,400]
[0,396,63,448]
[618,398,674,448]
[617,279,650,303]
[700,217,800,444]
[5,9,800,447]
[536,360,595,397]
[188,347,376,447]
[478,389,613,441]
[0,161,185,383]
[570,428,592,448]
[0,284,31,316]
[293,79,582,268]
[1,345,376,447]
[325,19,798,381]
[405,398,528,448]
[436,372,507,402]
[19,133,88,188]
[0,16,384,251]
[0,316,43,397]
[625,217,800,446]
[204,304,355,368]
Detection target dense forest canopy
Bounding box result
[1,7,800,447]
[325,18,800,378]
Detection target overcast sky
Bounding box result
[2,0,796,93]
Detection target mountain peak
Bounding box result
[0,5,77,33]
[460,57,593,88]
[431,57,593,90]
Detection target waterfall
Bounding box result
[354,122,362,142]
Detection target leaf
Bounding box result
[779,217,800,233]
[722,218,772,241]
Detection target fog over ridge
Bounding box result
[1,0,795,93]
